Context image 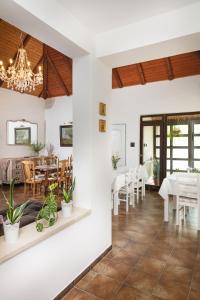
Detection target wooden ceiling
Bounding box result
[112,51,200,89]
[0,19,72,99]
[1,20,199,97]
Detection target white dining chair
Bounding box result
[112,174,130,215]
[175,174,200,230]
[130,165,146,202]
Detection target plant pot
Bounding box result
[3,221,20,243]
[61,200,73,217]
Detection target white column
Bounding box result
[73,54,112,211]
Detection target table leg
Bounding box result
[198,203,200,231]
[164,196,169,222]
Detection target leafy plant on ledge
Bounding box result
[63,178,76,204]
[36,183,58,232]
[2,178,29,225]
[31,142,45,155]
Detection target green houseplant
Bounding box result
[112,154,120,170]
[31,142,45,155]
[61,178,75,217]
[2,178,29,243]
[153,159,160,184]
[36,183,58,232]
[167,126,181,139]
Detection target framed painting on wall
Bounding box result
[111,124,126,167]
[60,125,73,147]
[14,127,31,145]
[99,102,106,116]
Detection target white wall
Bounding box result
[45,96,73,159]
[0,88,45,158]
[111,76,200,168]
[0,55,112,300]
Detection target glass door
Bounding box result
[166,123,189,175]
[140,118,163,187]
[140,113,200,187]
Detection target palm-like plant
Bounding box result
[63,178,76,204]
[2,178,29,224]
[31,142,45,154]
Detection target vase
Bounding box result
[61,200,73,217]
[3,221,20,243]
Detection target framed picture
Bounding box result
[99,102,106,116]
[60,125,73,147]
[15,127,31,145]
[99,119,106,132]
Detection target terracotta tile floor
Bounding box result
[62,191,200,300]
[1,186,200,299]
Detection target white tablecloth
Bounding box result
[159,173,199,222]
[159,173,198,200]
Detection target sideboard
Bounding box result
[0,157,34,184]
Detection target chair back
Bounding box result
[113,174,126,193]
[32,156,44,167]
[22,160,35,181]
[176,174,200,200]
[59,160,68,180]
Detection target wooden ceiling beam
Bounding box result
[38,89,43,98]
[0,33,32,87]
[137,63,146,85]
[47,52,70,96]
[42,44,48,99]
[165,57,174,80]
[113,68,123,88]
[33,54,43,73]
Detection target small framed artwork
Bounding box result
[15,127,31,145]
[60,125,73,147]
[99,119,106,132]
[99,102,106,116]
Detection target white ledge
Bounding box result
[0,207,91,264]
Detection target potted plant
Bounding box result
[61,178,75,217]
[31,142,45,156]
[1,178,29,243]
[112,154,120,170]
[36,183,58,232]
[167,126,181,139]
[153,159,160,185]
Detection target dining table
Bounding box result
[35,164,58,192]
[159,173,199,222]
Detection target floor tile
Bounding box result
[76,271,97,290]
[189,289,200,300]
[152,282,189,300]
[61,287,100,300]
[113,285,154,300]
[191,270,200,291]
[134,256,166,277]
[82,273,120,299]
[92,259,132,282]
[144,245,172,262]
[125,269,158,293]
[160,265,193,286]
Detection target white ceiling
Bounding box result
[58,0,200,33]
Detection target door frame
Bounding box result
[140,111,200,188]
[140,116,165,189]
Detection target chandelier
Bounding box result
[0,37,43,93]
